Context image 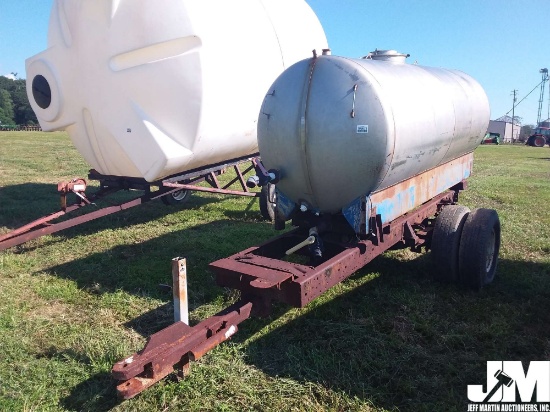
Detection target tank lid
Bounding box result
[362,49,410,64]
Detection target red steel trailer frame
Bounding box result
[112,153,504,399]
[112,183,462,399]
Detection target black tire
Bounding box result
[259,184,276,221]
[161,188,191,206]
[431,205,470,283]
[458,208,500,290]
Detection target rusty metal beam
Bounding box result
[113,300,253,400]
[1,158,261,252]
[0,205,80,244]
[210,190,455,308]
[0,195,146,251]
[112,187,460,398]
[0,180,199,252]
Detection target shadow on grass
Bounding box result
[61,372,118,412]
[0,182,231,251]
[0,183,61,228]
[57,242,550,411]
[42,219,274,301]
[124,302,174,337]
[32,345,119,411]
[32,195,547,411]
[237,255,550,411]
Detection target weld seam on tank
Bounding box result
[343,56,397,189]
[298,55,320,206]
[427,70,462,164]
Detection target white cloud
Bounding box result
[3,73,17,80]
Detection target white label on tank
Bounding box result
[357,125,368,134]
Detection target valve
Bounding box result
[285,227,324,264]
[247,159,280,188]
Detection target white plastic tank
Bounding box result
[258,51,490,213]
[26,0,328,181]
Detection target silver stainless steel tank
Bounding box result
[258,51,490,214]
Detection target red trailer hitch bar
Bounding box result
[0,156,260,252]
[113,300,253,399]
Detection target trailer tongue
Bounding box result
[113,300,253,399]
[0,156,263,252]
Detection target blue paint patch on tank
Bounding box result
[375,186,416,224]
[341,157,471,234]
[279,154,473,236]
[342,196,367,234]
[275,189,297,221]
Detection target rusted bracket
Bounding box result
[368,213,384,244]
[451,180,468,203]
[112,300,253,400]
[58,178,89,210]
[403,221,420,246]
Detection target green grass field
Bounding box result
[0,131,549,412]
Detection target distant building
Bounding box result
[487,116,521,143]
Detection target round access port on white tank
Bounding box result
[26,59,62,122]
[32,75,52,109]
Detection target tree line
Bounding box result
[0,75,38,126]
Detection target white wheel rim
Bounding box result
[485,229,495,273]
[171,190,188,201]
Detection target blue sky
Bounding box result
[1,0,549,125]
